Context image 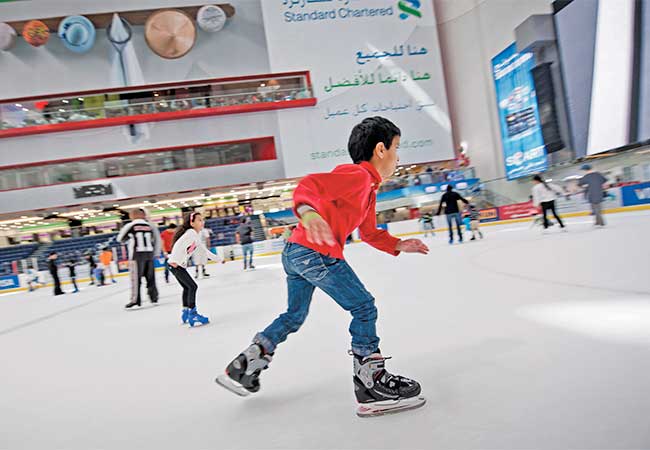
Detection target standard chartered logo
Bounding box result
[398,0,422,20]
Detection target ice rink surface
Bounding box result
[1,211,649,449]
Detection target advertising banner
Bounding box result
[492,44,547,180]
[0,274,20,291]
[621,182,650,206]
[479,208,499,223]
[498,201,539,220]
[261,0,454,177]
[117,260,129,273]
[154,257,166,269]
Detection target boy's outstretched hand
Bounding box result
[302,211,336,247]
[396,239,429,255]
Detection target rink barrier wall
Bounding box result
[3,203,650,294]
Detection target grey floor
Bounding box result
[1,211,649,449]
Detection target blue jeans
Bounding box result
[164,257,170,282]
[254,243,379,357]
[446,212,463,242]
[242,243,254,268]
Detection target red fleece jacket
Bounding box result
[288,161,401,259]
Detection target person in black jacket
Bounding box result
[436,184,469,244]
[86,251,97,286]
[47,252,64,296]
[66,258,79,293]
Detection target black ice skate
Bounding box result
[353,352,426,418]
[216,344,272,397]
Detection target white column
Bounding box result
[586,0,636,155]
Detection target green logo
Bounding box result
[398,0,422,20]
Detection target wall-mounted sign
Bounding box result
[492,43,547,180]
[73,183,114,199]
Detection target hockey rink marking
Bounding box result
[0,286,131,337]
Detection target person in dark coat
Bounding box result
[47,252,64,296]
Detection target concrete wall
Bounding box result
[0,0,287,214]
[0,0,557,215]
[433,0,553,181]
[0,0,269,98]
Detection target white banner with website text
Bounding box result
[261,0,455,177]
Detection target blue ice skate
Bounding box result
[188,308,209,327]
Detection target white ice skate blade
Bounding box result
[356,396,426,418]
[216,374,251,397]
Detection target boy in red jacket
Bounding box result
[217,117,429,417]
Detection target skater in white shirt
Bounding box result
[532,175,566,231]
[168,212,222,327]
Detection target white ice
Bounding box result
[1,211,650,449]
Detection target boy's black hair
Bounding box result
[347,116,401,164]
[168,223,177,229]
[446,184,453,192]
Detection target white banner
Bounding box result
[261,0,454,177]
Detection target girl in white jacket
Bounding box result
[168,212,221,326]
[532,175,566,231]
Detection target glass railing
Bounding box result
[0,137,276,191]
[378,167,476,193]
[0,72,315,136]
[473,144,650,209]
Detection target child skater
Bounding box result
[168,211,222,327]
[217,117,430,417]
[466,203,483,240]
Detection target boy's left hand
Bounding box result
[396,239,429,255]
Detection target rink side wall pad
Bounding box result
[3,204,650,294]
